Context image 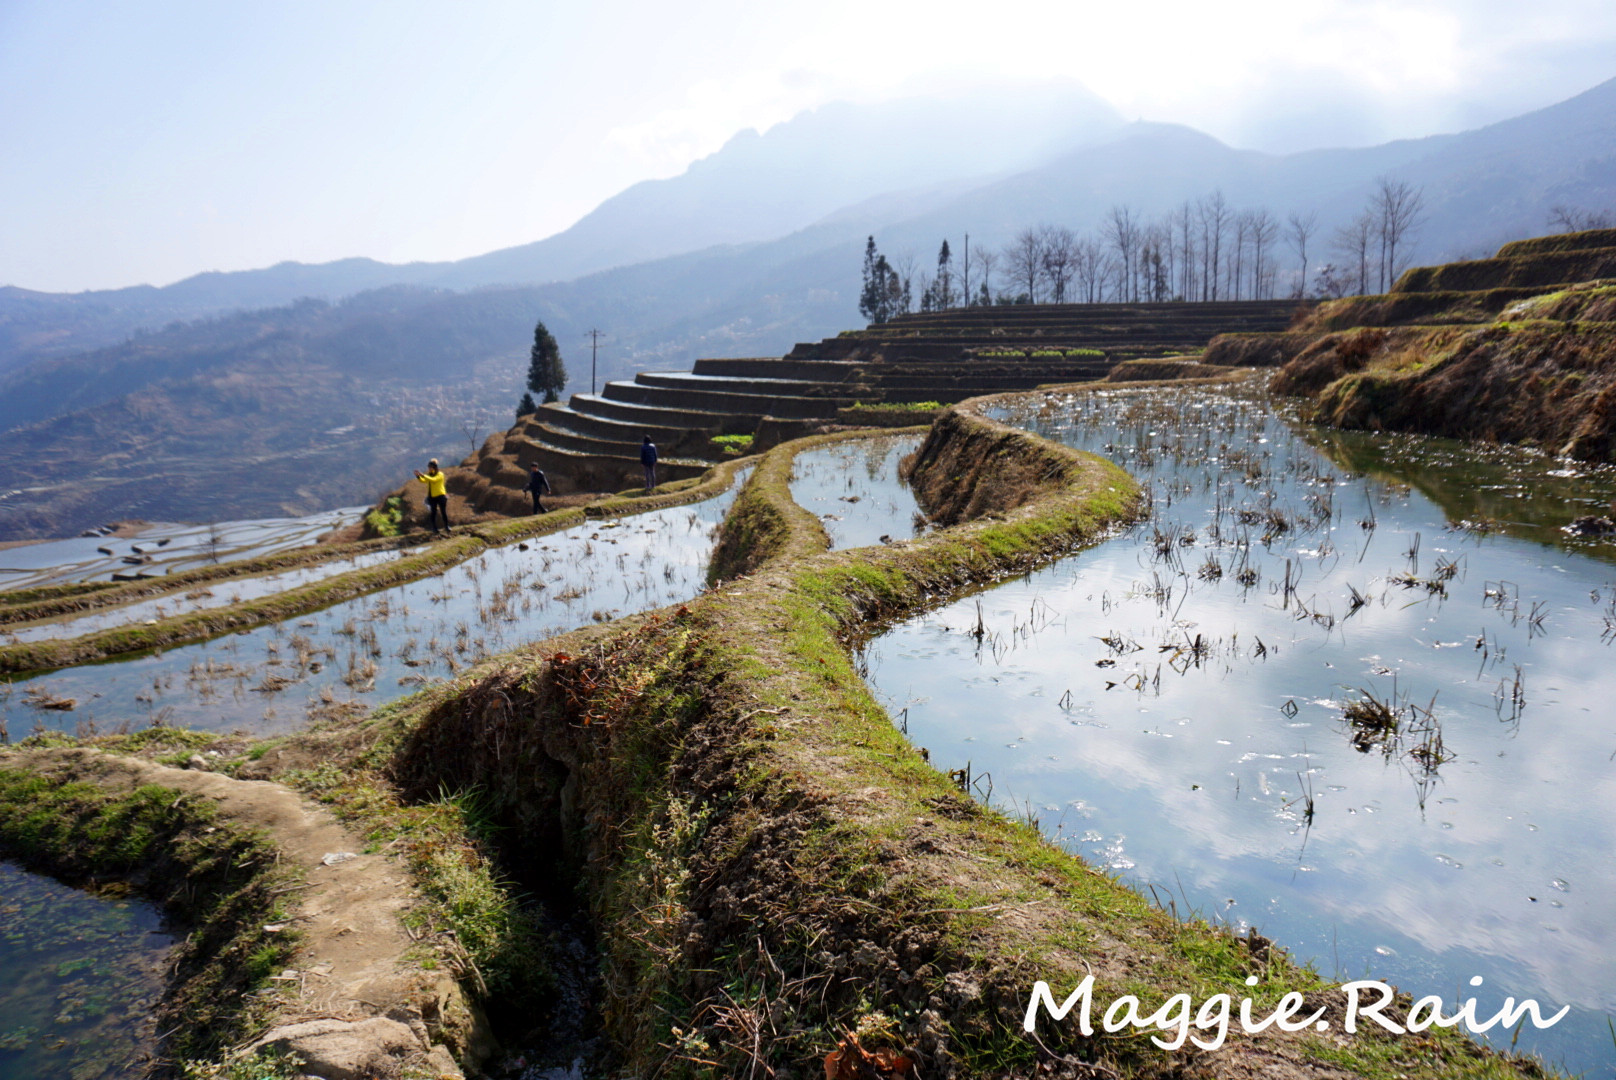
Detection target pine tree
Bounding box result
[526,320,566,404]
[516,391,538,419]
[859,237,886,324]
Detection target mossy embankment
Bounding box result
[0,456,754,676]
[1273,320,1616,458]
[1194,228,1616,462]
[221,409,1552,1078]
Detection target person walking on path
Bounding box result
[414,458,451,534]
[640,435,658,492]
[524,463,552,514]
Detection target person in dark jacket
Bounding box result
[524,464,552,514]
[640,435,658,491]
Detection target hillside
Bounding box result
[1256,228,1616,460]
[6,78,1616,539]
[0,289,535,538]
[0,85,1122,373]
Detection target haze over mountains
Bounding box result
[2,77,1614,539]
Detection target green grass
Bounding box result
[363,494,405,537]
[845,400,942,413]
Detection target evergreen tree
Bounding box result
[935,239,953,309]
[859,237,887,324]
[526,320,566,404]
[516,391,538,419]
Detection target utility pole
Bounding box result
[586,329,603,395]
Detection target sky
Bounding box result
[2,0,1614,294]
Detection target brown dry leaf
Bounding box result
[823,1035,914,1080]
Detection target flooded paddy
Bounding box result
[863,384,1616,1075]
[788,435,925,550]
[0,862,173,1080]
[0,548,404,645]
[0,506,368,590]
[2,480,745,737]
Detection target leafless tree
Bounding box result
[1173,201,1197,301]
[1197,191,1230,300]
[1073,237,1108,303]
[461,414,487,457]
[1286,211,1319,299]
[1006,228,1046,303]
[1104,206,1142,302]
[1332,213,1375,295]
[893,251,919,315]
[1040,225,1078,303]
[1230,211,1253,300]
[1373,177,1425,290]
[1547,205,1614,232]
[1250,209,1280,299]
[971,246,999,305]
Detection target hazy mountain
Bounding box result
[432,84,1124,290]
[0,84,1122,372]
[5,75,1616,538]
[853,74,1616,273]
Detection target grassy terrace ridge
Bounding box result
[1496,227,1616,258]
[0,455,754,675]
[156,402,1553,1078]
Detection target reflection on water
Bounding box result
[1,548,404,645]
[3,476,746,737]
[864,384,1616,1076]
[788,436,926,551]
[0,862,173,1080]
[0,506,368,591]
[1305,426,1616,561]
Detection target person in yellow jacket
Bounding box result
[413,459,451,534]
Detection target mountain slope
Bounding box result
[7,77,1616,539]
[0,84,1122,371]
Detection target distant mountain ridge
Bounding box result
[0,83,1123,370]
[3,76,1615,539]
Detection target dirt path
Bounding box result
[8,746,489,1078]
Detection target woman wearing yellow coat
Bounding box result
[413,459,450,534]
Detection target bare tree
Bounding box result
[1249,209,1279,299]
[1548,205,1615,232]
[1073,236,1107,303]
[1173,201,1197,301]
[971,246,999,305]
[1197,191,1230,301]
[1331,213,1375,295]
[1230,211,1253,300]
[892,251,919,315]
[1373,177,1425,290]
[1286,211,1319,299]
[461,413,487,458]
[1040,225,1078,303]
[1006,228,1046,303]
[1104,206,1142,302]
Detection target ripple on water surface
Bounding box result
[865,384,1616,1075]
